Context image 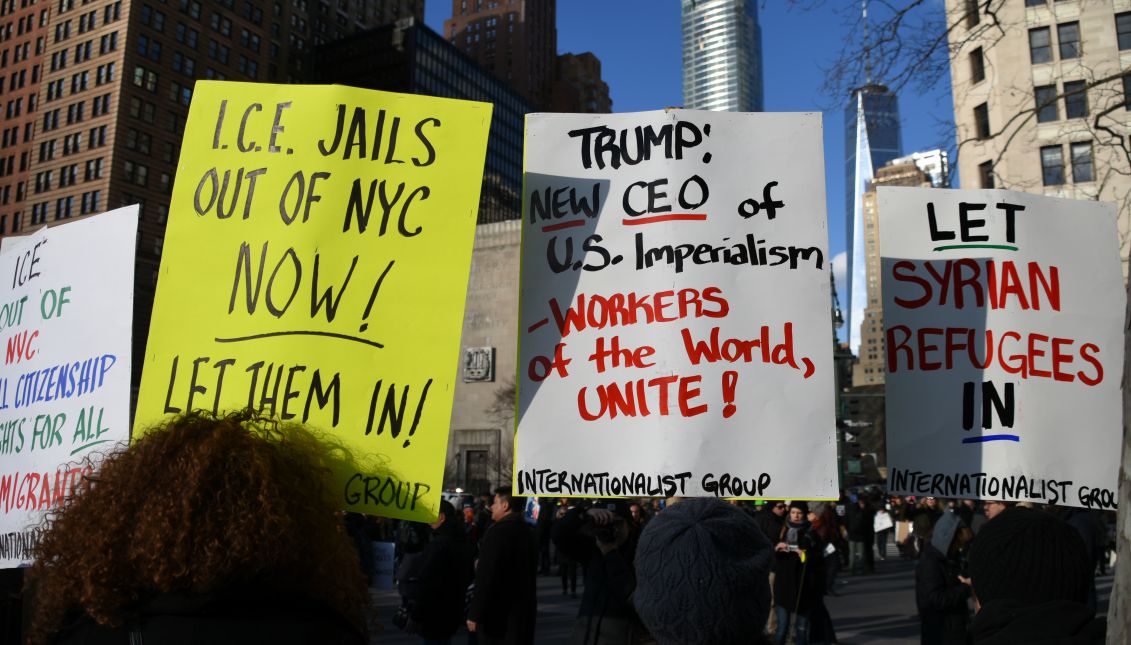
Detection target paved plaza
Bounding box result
[369,542,1115,644]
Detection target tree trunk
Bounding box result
[1108,277,1131,644]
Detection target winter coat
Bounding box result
[468,513,537,644]
[552,506,641,643]
[398,521,475,639]
[772,521,825,615]
[845,502,875,541]
[754,507,785,545]
[915,512,970,645]
[52,588,365,645]
[970,599,1106,644]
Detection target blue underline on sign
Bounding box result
[962,434,1021,444]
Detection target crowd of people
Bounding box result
[0,412,1117,644]
[384,487,1114,645]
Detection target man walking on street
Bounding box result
[467,486,537,644]
[846,496,875,574]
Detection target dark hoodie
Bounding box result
[398,510,475,639]
[915,511,970,645]
[970,599,1106,645]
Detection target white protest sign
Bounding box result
[880,187,1123,510]
[0,206,137,566]
[515,111,837,499]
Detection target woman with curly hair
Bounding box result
[24,411,370,645]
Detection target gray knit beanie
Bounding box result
[633,498,773,644]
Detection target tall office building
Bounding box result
[316,18,533,224]
[852,150,948,386]
[443,0,555,109]
[680,0,763,111]
[844,83,902,354]
[946,0,1131,275]
[551,52,610,113]
[0,0,419,384]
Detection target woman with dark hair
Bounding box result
[396,500,475,644]
[772,501,824,645]
[25,411,370,645]
[807,504,837,645]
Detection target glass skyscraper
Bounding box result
[845,83,902,354]
[681,0,764,111]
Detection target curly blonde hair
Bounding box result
[25,410,368,645]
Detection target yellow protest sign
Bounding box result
[135,81,491,522]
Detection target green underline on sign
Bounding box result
[932,244,1019,252]
[71,439,113,456]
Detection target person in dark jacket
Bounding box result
[772,501,824,645]
[467,486,537,645]
[845,497,875,574]
[397,500,475,644]
[806,503,837,645]
[966,507,1105,644]
[915,511,972,645]
[535,498,557,575]
[553,500,642,644]
[24,411,369,645]
[1055,506,1105,611]
[755,501,787,544]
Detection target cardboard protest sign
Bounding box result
[0,206,138,567]
[881,187,1124,510]
[515,111,838,499]
[134,82,491,522]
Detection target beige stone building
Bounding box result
[444,220,521,494]
[946,0,1131,272]
[853,156,940,386]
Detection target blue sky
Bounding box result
[423,0,958,297]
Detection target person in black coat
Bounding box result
[397,500,475,643]
[845,497,875,574]
[915,511,972,645]
[772,501,824,645]
[553,501,642,644]
[467,486,537,645]
[755,501,787,545]
[1056,506,1104,611]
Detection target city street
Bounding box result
[368,544,1115,644]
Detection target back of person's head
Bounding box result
[634,497,773,645]
[25,410,368,645]
[968,506,1091,607]
[435,500,463,537]
[493,485,522,515]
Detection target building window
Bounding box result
[1123,74,1131,110]
[969,46,985,83]
[1057,22,1080,59]
[1040,145,1064,185]
[978,160,994,188]
[1025,0,1044,6]
[1118,13,1131,50]
[89,125,106,148]
[1063,80,1087,118]
[1071,142,1093,183]
[974,102,990,138]
[1029,27,1051,64]
[1035,85,1058,122]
